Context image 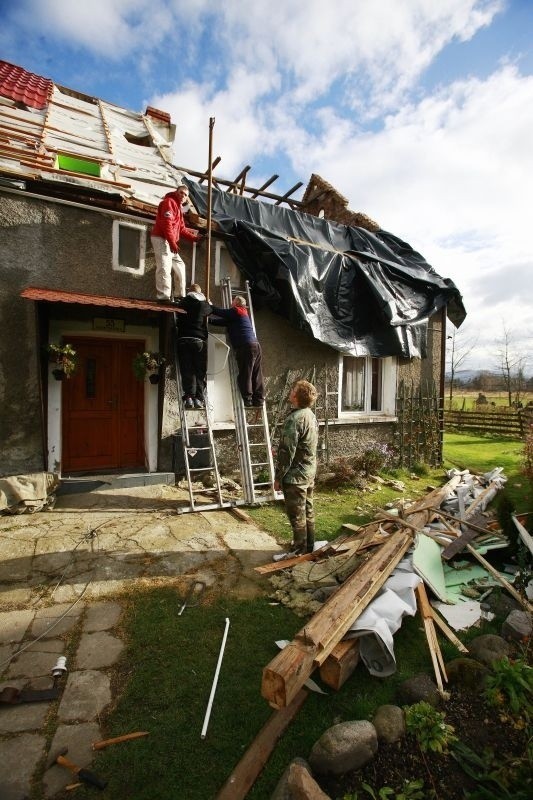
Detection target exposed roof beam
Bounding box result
[274,182,304,205]
[250,175,279,198]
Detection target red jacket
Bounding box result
[151,191,199,251]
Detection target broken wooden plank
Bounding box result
[464,543,533,613]
[319,638,360,690]
[430,608,469,654]
[440,526,480,560]
[215,689,308,800]
[416,583,447,693]
[254,538,352,575]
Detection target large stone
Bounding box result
[372,704,405,744]
[500,609,532,642]
[467,634,510,666]
[271,758,311,800]
[445,658,488,692]
[308,720,378,776]
[397,673,441,707]
[287,762,332,799]
[0,732,46,800]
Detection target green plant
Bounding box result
[484,657,533,718]
[341,778,427,800]
[353,444,394,475]
[132,351,165,380]
[45,342,78,377]
[452,737,533,799]
[404,701,457,753]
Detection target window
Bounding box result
[214,241,243,289]
[112,220,146,275]
[339,355,397,416]
[56,153,101,177]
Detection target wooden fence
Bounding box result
[444,407,533,438]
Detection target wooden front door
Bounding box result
[62,337,146,472]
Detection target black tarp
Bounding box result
[185,180,466,359]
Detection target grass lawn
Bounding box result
[80,433,530,800]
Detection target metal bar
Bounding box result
[201,617,230,739]
[205,117,215,300]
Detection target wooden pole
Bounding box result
[205,117,215,300]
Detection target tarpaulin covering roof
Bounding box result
[185,180,466,359]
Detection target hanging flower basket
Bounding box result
[132,351,166,382]
[45,343,78,379]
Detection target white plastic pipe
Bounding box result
[201,617,230,739]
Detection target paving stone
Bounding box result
[75,631,124,669]
[84,600,122,632]
[0,610,34,645]
[0,697,50,732]
[43,721,102,797]
[0,732,46,800]
[0,586,33,606]
[30,603,83,639]
[7,639,65,679]
[0,642,15,670]
[58,670,111,722]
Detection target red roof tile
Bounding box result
[20,287,184,314]
[0,60,53,110]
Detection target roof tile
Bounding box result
[0,60,52,110]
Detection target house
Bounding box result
[0,59,465,482]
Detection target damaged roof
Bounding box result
[0,59,183,211]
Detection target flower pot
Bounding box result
[52,368,66,381]
[148,373,160,384]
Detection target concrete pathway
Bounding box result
[0,480,282,799]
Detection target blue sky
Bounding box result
[1,0,532,372]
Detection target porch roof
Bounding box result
[20,286,184,314]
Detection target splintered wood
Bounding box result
[260,476,462,709]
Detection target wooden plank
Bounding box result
[440,525,479,560]
[254,539,352,575]
[430,608,468,654]
[319,638,360,690]
[465,543,533,613]
[215,689,308,800]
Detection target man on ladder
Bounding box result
[209,295,265,407]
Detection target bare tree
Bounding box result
[494,324,528,406]
[446,325,477,408]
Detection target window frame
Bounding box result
[338,354,397,418]
[112,219,147,275]
[214,240,243,289]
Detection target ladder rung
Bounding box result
[187,447,212,453]
[188,467,214,473]
[249,442,267,447]
[252,462,269,468]
[253,482,272,488]
[246,423,264,428]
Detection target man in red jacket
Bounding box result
[151,184,203,303]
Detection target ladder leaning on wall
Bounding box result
[219,277,277,505]
[172,323,233,513]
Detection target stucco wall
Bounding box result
[0,191,157,476]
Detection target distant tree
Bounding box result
[446,326,477,408]
[494,324,529,406]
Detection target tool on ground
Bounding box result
[201,616,230,739]
[178,580,206,615]
[92,731,149,750]
[50,747,107,790]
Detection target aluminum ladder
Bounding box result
[172,320,234,513]
[219,277,277,505]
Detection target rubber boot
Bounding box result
[306,523,315,554]
[291,525,307,555]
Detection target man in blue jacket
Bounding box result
[209,296,264,407]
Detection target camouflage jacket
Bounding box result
[275,407,318,485]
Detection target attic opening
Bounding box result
[56,153,101,177]
[124,132,152,147]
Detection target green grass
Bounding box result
[72,432,530,800]
[77,592,429,800]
